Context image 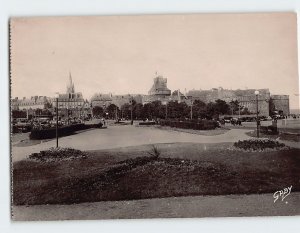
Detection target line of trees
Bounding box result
[92,99,238,120]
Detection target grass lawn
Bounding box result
[13,142,300,205]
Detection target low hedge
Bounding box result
[139,121,156,126]
[234,139,286,151]
[160,119,218,130]
[30,123,103,140]
[260,125,278,135]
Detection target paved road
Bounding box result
[11,126,252,162]
[12,192,300,220]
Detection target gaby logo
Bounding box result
[273,186,292,203]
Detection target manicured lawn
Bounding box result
[13,142,300,205]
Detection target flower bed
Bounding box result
[160,119,218,130]
[29,147,87,162]
[233,139,287,151]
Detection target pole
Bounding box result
[165,103,168,119]
[115,105,118,121]
[256,94,259,138]
[56,98,58,148]
[131,97,133,125]
[190,99,193,120]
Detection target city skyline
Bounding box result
[10,13,299,109]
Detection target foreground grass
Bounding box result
[13,142,300,205]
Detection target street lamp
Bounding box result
[190,98,193,120]
[103,104,106,119]
[130,96,133,125]
[54,92,59,148]
[255,90,260,138]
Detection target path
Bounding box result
[12,192,300,220]
[12,126,251,162]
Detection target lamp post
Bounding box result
[130,96,133,125]
[165,102,168,119]
[103,104,106,119]
[54,93,59,148]
[190,98,193,120]
[255,90,260,138]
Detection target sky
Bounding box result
[10,13,299,109]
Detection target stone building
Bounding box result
[148,75,171,96]
[143,74,189,104]
[187,88,271,116]
[270,95,290,115]
[53,73,86,118]
[91,93,142,109]
[12,96,51,111]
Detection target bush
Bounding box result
[260,126,278,135]
[30,123,103,140]
[139,121,156,126]
[234,139,286,151]
[29,147,86,162]
[160,119,218,130]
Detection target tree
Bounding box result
[192,100,207,119]
[241,107,251,115]
[206,99,230,118]
[143,103,155,120]
[106,104,119,119]
[133,103,144,120]
[167,101,189,119]
[12,110,27,119]
[44,102,52,109]
[229,100,240,114]
[121,103,131,119]
[92,106,104,118]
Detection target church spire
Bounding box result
[67,72,75,94]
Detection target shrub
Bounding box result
[234,139,286,151]
[30,123,103,140]
[160,119,218,130]
[139,121,156,126]
[260,126,278,135]
[29,147,86,162]
[147,145,161,159]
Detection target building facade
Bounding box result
[53,73,87,118]
[271,95,290,115]
[91,93,142,108]
[12,96,51,111]
[187,88,271,116]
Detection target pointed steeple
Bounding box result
[67,72,75,94]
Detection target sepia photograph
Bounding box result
[10,13,300,221]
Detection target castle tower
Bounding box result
[148,72,171,96]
